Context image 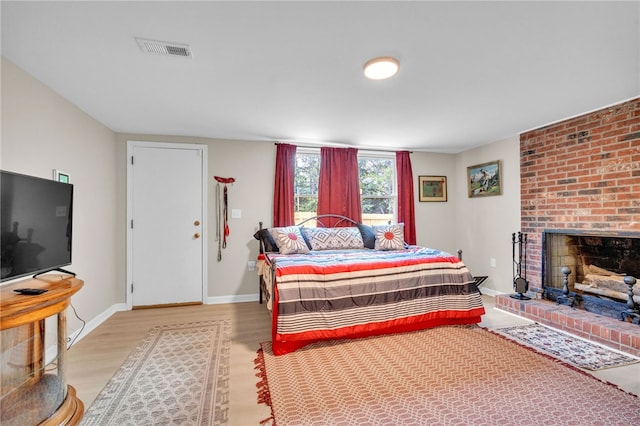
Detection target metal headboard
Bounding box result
[296,214,360,228]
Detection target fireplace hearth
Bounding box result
[494,293,640,356]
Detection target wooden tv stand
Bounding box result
[0,275,84,426]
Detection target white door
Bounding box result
[127,141,207,307]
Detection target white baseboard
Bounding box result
[478,287,503,297]
[206,293,259,304]
[67,302,128,348]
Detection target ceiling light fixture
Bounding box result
[363,56,400,80]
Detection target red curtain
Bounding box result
[396,151,416,245]
[317,147,362,227]
[273,143,297,227]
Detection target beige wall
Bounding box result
[1,58,119,332]
[454,136,521,294]
[411,152,459,252]
[413,138,522,295]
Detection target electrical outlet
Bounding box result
[247,260,256,272]
[490,258,496,268]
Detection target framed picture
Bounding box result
[53,169,70,183]
[467,160,502,198]
[418,176,447,202]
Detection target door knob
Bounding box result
[193,233,201,239]
[194,220,200,226]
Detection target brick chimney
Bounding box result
[520,98,640,290]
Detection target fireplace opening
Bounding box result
[542,230,640,320]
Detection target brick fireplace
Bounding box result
[495,97,640,356]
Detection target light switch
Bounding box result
[231,209,241,219]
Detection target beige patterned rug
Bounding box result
[255,325,640,425]
[495,323,640,370]
[81,320,230,426]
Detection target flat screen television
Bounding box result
[1,170,74,282]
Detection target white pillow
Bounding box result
[303,227,364,251]
[373,223,405,250]
[269,226,310,254]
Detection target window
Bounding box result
[294,149,396,226]
[359,154,396,225]
[293,150,320,224]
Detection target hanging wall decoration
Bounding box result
[467,160,502,198]
[418,176,447,202]
[214,176,235,261]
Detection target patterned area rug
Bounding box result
[81,320,230,426]
[495,323,640,371]
[255,325,640,425]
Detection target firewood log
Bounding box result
[582,273,628,293]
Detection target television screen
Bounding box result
[1,170,73,282]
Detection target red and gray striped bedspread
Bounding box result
[264,247,485,355]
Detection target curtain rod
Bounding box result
[274,142,412,154]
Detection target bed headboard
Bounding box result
[254,215,362,254]
[297,214,359,228]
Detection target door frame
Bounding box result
[126,140,208,309]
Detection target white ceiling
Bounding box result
[2,1,638,153]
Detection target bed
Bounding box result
[254,215,485,355]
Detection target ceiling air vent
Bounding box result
[135,38,192,58]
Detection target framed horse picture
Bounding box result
[467,160,502,198]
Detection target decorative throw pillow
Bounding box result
[357,223,376,249]
[303,227,364,251]
[269,226,310,254]
[373,223,405,250]
[253,228,279,252]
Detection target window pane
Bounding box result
[294,153,320,196]
[361,196,393,214]
[294,152,320,225]
[359,156,396,225]
[294,195,317,213]
[358,157,394,196]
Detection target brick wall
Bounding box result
[520,97,640,289]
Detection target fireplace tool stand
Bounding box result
[510,232,530,300]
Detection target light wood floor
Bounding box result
[67,295,639,426]
[67,301,274,424]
